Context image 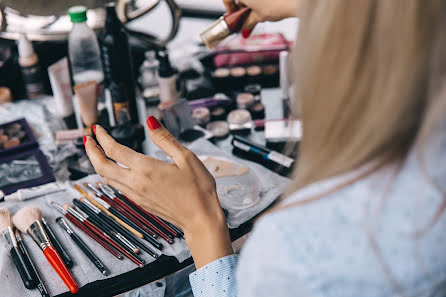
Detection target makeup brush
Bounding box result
[88,193,163,250]
[0,209,35,289]
[62,204,145,268]
[73,184,143,239]
[94,183,174,243]
[41,217,73,268]
[12,206,79,294]
[51,202,124,260]
[15,230,50,297]
[56,217,109,276]
[79,198,159,259]
[101,183,180,238]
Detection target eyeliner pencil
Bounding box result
[79,198,158,259]
[104,184,180,238]
[74,185,144,239]
[41,218,73,268]
[51,202,124,260]
[65,206,145,268]
[89,194,163,250]
[56,217,109,276]
[15,230,50,297]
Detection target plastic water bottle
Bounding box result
[68,6,104,85]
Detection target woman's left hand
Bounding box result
[84,117,233,268]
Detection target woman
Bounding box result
[84,0,446,296]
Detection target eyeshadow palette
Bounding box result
[0,118,55,197]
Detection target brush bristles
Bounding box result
[12,206,42,233]
[0,208,12,232]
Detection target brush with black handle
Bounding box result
[15,229,50,297]
[41,217,74,268]
[0,209,36,289]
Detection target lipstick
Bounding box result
[200,7,251,48]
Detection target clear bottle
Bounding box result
[18,34,45,98]
[68,6,104,85]
[139,51,159,91]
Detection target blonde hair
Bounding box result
[286,0,446,198]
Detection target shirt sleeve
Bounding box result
[189,254,238,297]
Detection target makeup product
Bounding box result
[92,184,174,244]
[188,93,233,110]
[15,230,50,297]
[200,7,252,48]
[0,87,12,105]
[236,93,255,109]
[265,119,302,143]
[52,202,124,260]
[244,84,262,101]
[249,102,265,120]
[41,217,73,268]
[227,109,252,133]
[88,193,163,250]
[280,51,291,118]
[206,121,230,139]
[232,135,295,169]
[263,64,280,88]
[73,80,99,128]
[13,207,79,294]
[246,66,262,84]
[160,99,195,138]
[56,217,109,276]
[103,184,180,238]
[18,34,45,98]
[73,185,144,239]
[48,58,76,129]
[211,68,231,89]
[97,184,175,242]
[79,197,158,259]
[72,200,139,255]
[55,128,89,145]
[62,204,145,267]
[192,107,211,127]
[157,49,179,104]
[0,209,35,289]
[230,67,246,90]
[4,182,65,201]
[101,2,138,124]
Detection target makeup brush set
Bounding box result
[1,182,183,296]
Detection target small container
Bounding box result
[230,67,246,90]
[262,65,280,88]
[236,93,255,109]
[0,87,12,105]
[249,102,265,120]
[227,109,252,133]
[206,121,230,139]
[192,107,211,127]
[211,106,227,121]
[211,68,231,91]
[246,66,262,84]
[244,84,262,101]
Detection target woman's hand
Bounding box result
[84,117,233,268]
[223,0,299,37]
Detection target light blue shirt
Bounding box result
[189,123,446,296]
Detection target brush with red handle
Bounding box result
[13,206,79,294]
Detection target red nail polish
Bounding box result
[146,116,161,130]
[92,125,97,135]
[242,29,252,39]
[83,136,87,146]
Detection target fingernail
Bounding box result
[242,29,252,39]
[83,136,87,146]
[146,116,161,130]
[92,125,97,135]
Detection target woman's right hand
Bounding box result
[223,0,299,36]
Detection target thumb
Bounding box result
[146,116,191,166]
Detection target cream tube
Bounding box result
[73,80,99,127]
[48,58,76,128]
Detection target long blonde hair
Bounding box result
[287,0,446,197]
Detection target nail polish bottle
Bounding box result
[200,7,251,48]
